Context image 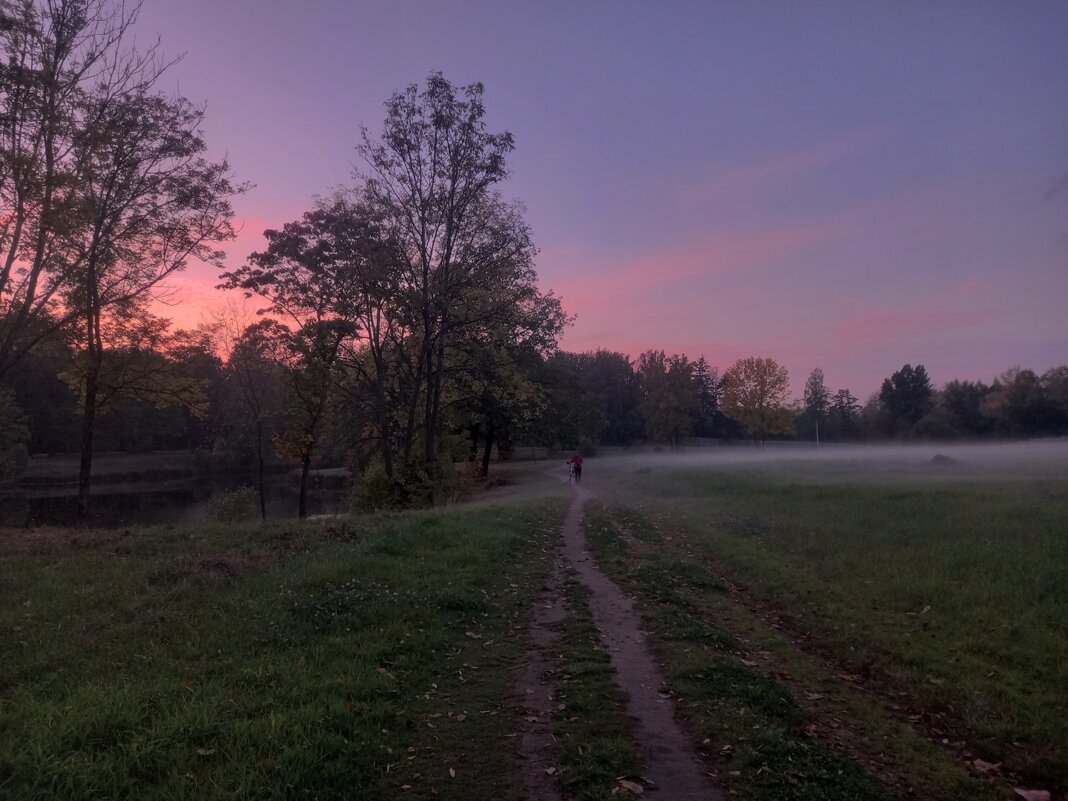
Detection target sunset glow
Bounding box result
[137,1,1067,399]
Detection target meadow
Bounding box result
[587,443,1068,799]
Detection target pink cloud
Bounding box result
[677,129,882,207]
[552,217,849,318]
[835,306,1024,345]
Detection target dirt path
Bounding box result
[516,477,722,800]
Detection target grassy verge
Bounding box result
[0,500,564,800]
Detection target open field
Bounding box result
[2,441,1065,800]
[584,441,1068,799]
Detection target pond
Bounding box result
[0,452,348,527]
[0,484,346,528]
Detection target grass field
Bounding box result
[0,500,564,800]
[2,445,1065,800]
[590,447,1068,799]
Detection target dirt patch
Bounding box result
[562,488,722,800]
[514,558,567,801]
[0,525,133,554]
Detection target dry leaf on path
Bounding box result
[617,778,644,795]
[448,767,456,778]
[1013,790,1050,801]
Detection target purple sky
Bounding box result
[136,1,1068,399]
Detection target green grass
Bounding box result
[0,501,565,800]
[584,502,909,801]
[592,456,1068,797]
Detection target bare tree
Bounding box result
[0,0,173,376]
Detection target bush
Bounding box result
[206,486,258,522]
[0,391,30,481]
[350,462,399,513]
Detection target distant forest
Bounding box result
[1,2,1066,517]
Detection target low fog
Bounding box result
[568,438,1068,484]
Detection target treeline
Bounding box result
[2,4,1064,521]
[4,337,1066,488]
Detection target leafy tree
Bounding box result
[799,367,831,442]
[938,379,992,437]
[982,367,1066,436]
[356,72,538,472]
[1041,365,1068,420]
[691,356,724,438]
[826,388,860,440]
[528,352,606,452]
[637,350,698,448]
[220,220,353,518]
[879,363,933,436]
[226,330,285,519]
[0,1,240,516]
[0,0,128,377]
[222,195,399,488]
[581,350,643,446]
[720,356,793,443]
[450,290,567,478]
[0,388,29,479]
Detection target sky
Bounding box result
[134,0,1068,399]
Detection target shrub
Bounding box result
[0,391,29,481]
[350,462,399,513]
[206,486,258,522]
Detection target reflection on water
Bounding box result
[0,483,345,528]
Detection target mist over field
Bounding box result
[585,439,1068,482]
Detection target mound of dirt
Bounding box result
[929,454,960,466]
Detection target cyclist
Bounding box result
[567,452,584,483]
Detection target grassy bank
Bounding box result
[589,455,1067,798]
[0,500,564,800]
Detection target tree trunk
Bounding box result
[256,419,267,521]
[480,418,495,478]
[373,364,394,480]
[76,358,101,522]
[469,421,481,460]
[298,454,311,519]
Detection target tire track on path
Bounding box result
[559,485,722,800]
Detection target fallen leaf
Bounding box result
[196,747,215,757]
[1013,790,1050,801]
[448,767,456,779]
[972,758,1001,774]
[545,767,557,776]
[804,692,825,701]
[617,778,644,795]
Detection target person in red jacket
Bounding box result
[567,452,584,483]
